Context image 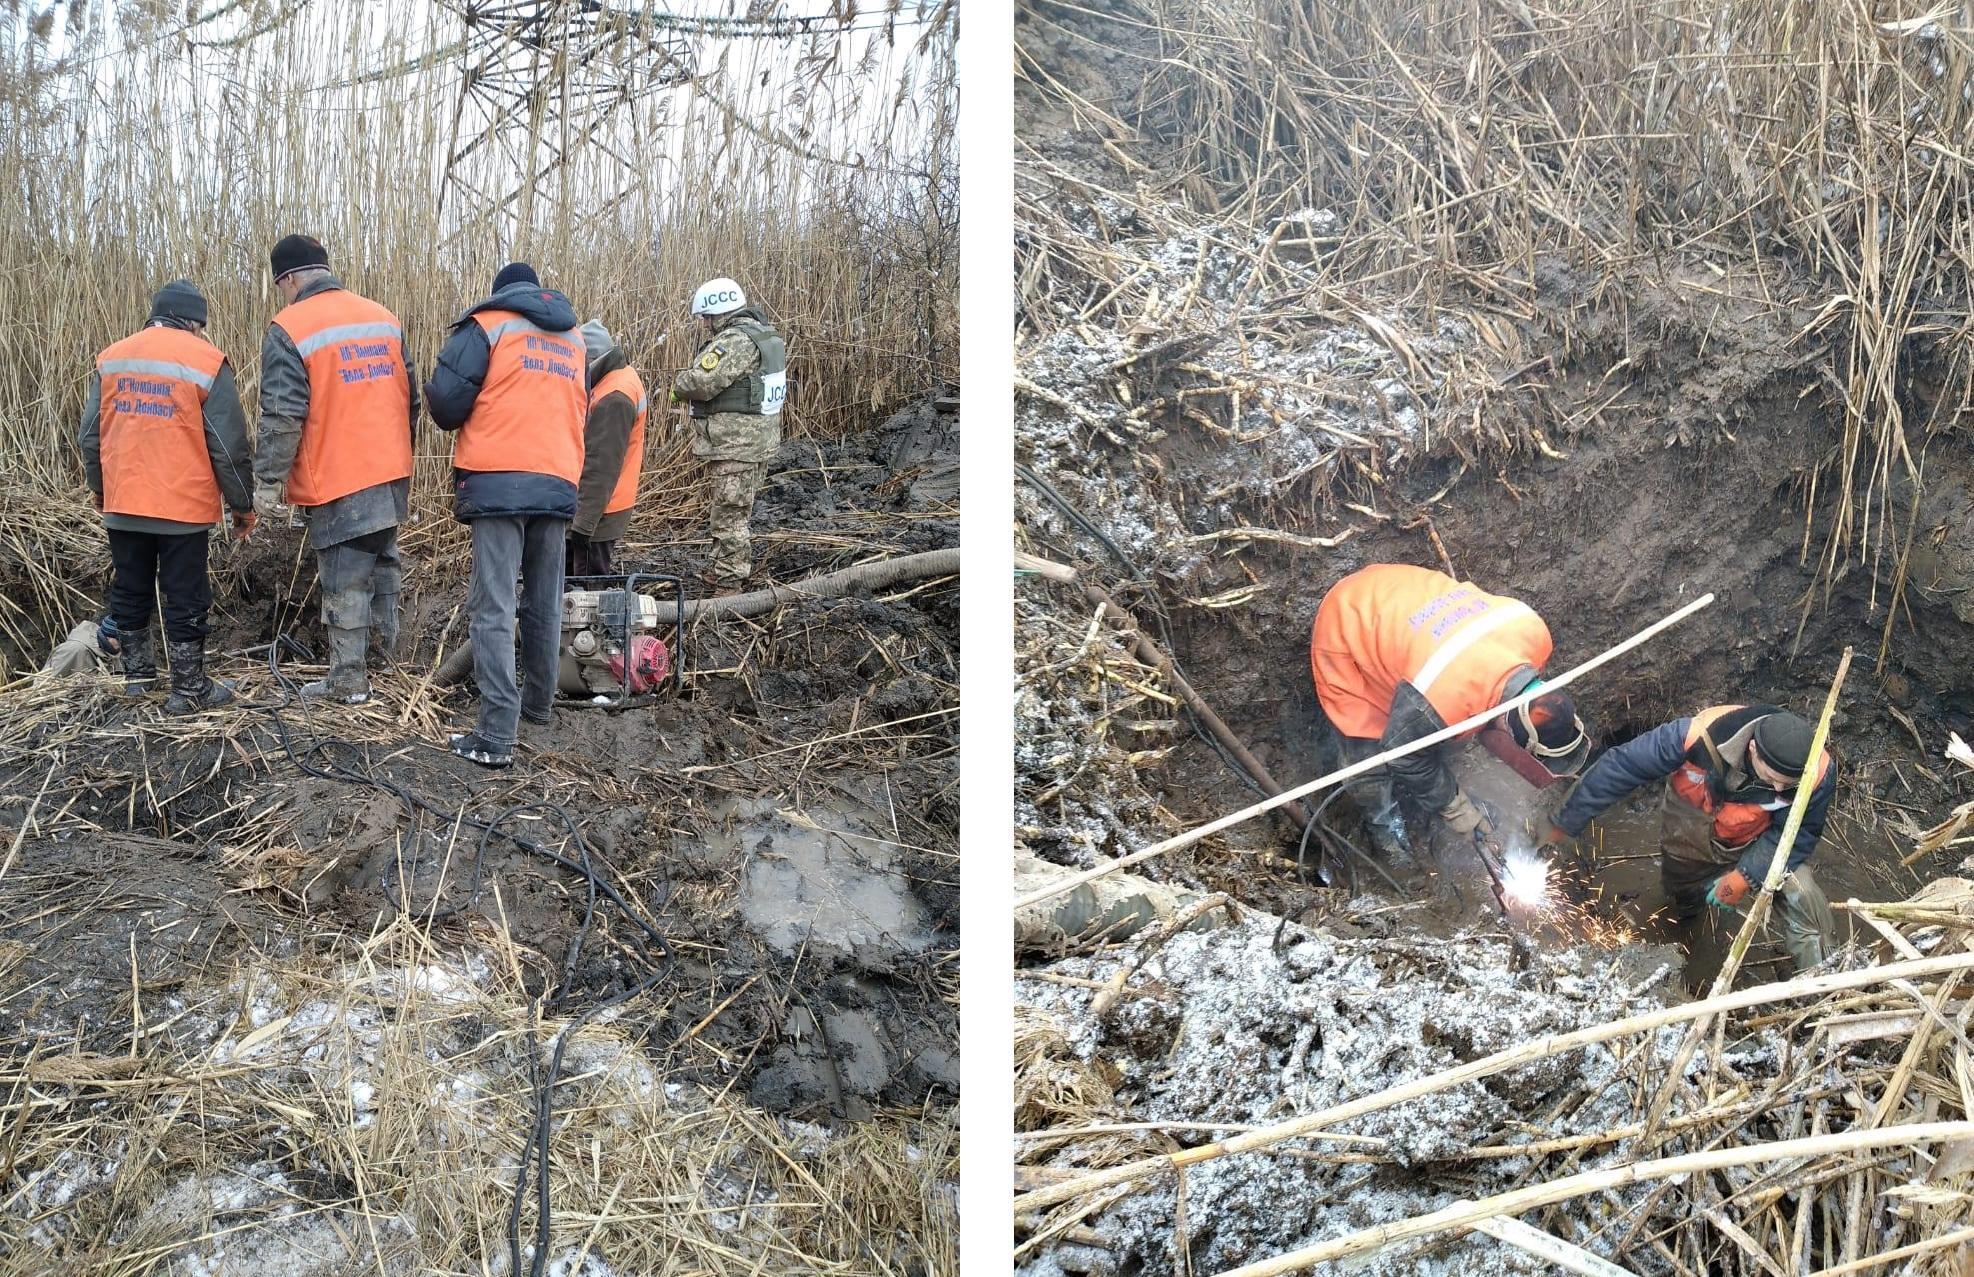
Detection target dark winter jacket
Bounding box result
[1370,681,1463,814]
[425,282,587,521]
[1554,716,1837,879]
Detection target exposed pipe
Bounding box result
[433,548,959,686]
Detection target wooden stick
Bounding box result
[1467,1211,1640,1277]
[1019,553,1311,830]
[1643,647,1851,1141]
[1014,589,1717,911]
[1212,1123,1974,1277]
[1805,1222,1974,1276]
[1011,950,1974,1216]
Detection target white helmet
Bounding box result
[691,277,747,317]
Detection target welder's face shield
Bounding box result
[1508,691,1593,779]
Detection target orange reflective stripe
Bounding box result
[591,365,648,515]
[1310,564,1552,738]
[272,289,413,507]
[453,310,586,482]
[96,327,225,524]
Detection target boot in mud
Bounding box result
[301,626,371,705]
[119,626,159,697]
[164,639,235,715]
[367,591,400,672]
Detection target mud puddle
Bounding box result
[1306,734,1908,990]
[729,798,935,965]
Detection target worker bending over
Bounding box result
[426,262,587,768]
[568,320,647,577]
[1550,704,1837,971]
[672,278,785,590]
[1310,564,1589,855]
[80,280,254,712]
[254,234,418,703]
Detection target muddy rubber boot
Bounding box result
[301,626,371,705]
[163,638,235,716]
[368,595,400,672]
[120,626,158,697]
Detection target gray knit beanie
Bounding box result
[581,320,613,362]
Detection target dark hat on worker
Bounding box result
[1753,712,1816,782]
[270,234,330,282]
[492,261,540,292]
[1506,687,1592,778]
[149,279,208,327]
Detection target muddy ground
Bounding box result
[0,393,958,1133]
[1014,2,1973,943]
[1014,3,1974,1273]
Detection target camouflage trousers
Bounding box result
[706,459,769,584]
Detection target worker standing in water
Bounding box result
[1309,564,1591,857]
[1548,704,1837,971]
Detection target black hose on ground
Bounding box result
[254,637,675,1277]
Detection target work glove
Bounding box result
[95,616,122,656]
[230,510,257,542]
[1439,790,1492,837]
[1707,868,1753,910]
[253,483,285,517]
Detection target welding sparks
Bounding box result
[1500,846,1551,909]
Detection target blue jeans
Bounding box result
[467,515,567,747]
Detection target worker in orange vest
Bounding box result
[78,280,255,714]
[253,235,419,705]
[1310,564,1589,856]
[426,262,587,768]
[1548,705,1837,970]
[568,320,647,578]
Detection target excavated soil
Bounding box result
[0,397,958,1122]
[1015,5,1974,1273]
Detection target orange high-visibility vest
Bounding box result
[95,326,228,524]
[271,288,413,507]
[452,310,586,483]
[1668,704,1835,849]
[1310,564,1554,739]
[591,365,648,515]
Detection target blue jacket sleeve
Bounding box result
[1554,718,1691,835]
[425,322,489,432]
[1734,762,1836,880]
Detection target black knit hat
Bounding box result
[270,234,330,282]
[149,279,208,327]
[492,261,539,291]
[1753,712,1815,781]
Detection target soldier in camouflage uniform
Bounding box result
[671,277,786,589]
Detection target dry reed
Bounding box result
[0,1,956,644]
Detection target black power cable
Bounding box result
[254,635,675,1276]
